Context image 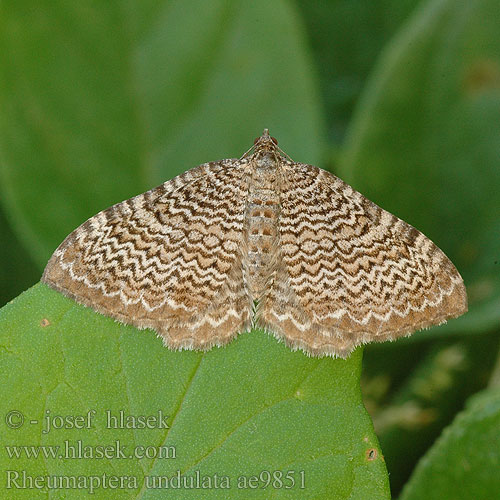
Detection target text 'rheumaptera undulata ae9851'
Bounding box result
[42,130,467,358]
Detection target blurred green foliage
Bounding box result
[1,0,499,498]
[400,385,500,499]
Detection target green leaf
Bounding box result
[0,0,324,269]
[0,284,390,499]
[399,386,500,500]
[339,0,500,336]
[296,0,421,142]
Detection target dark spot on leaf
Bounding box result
[366,448,377,461]
[40,318,51,327]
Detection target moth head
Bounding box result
[253,129,279,150]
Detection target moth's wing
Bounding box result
[42,160,252,350]
[259,162,467,358]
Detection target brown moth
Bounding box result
[42,130,467,357]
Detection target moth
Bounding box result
[42,130,467,357]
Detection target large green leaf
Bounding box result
[339,0,500,336]
[399,385,500,500]
[296,0,421,142]
[0,284,390,499]
[0,0,324,269]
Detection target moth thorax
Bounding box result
[245,155,281,299]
